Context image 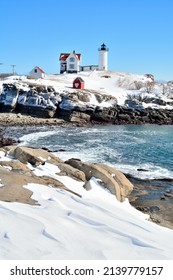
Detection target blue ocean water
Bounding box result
[18,124,173,180]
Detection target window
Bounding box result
[69,64,75,69]
[70,57,75,62]
[34,69,37,73]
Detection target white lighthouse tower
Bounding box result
[98,43,109,71]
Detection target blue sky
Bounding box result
[0,0,173,80]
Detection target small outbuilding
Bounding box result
[73,77,85,89]
[29,66,46,79]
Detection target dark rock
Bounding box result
[163,193,173,198]
[69,111,91,122]
[125,99,143,109]
[0,129,16,147]
[143,97,166,106]
[16,104,56,118]
[118,114,131,122]
[149,206,160,212]
[92,107,117,122]
[41,147,53,152]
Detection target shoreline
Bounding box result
[1,110,173,127]
[0,112,67,126]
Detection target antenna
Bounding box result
[10,64,16,75]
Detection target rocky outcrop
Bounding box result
[0,84,19,111]
[65,158,133,202]
[7,146,85,181]
[0,160,30,171]
[1,82,173,125]
[0,165,65,205]
[8,146,63,166]
[56,162,86,181]
[91,105,173,125]
[0,146,133,204]
[0,84,58,117]
[0,83,117,120]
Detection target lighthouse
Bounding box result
[98,43,109,71]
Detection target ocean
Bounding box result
[13,124,173,181]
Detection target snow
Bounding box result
[0,157,173,260]
[0,151,12,162]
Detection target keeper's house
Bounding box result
[59,51,81,74]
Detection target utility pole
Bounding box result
[10,64,16,75]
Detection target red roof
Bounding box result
[59,53,81,61]
[74,77,84,83]
[36,66,45,73]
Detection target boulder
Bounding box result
[6,146,85,180]
[56,162,86,181]
[0,160,30,171]
[0,166,37,204]
[9,146,63,166]
[65,159,133,202]
[97,163,133,199]
[0,166,66,204]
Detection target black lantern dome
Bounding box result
[98,43,109,51]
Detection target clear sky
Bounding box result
[0,0,173,81]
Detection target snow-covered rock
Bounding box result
[1,71,173,122]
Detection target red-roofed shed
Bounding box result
[73,77,85,89]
